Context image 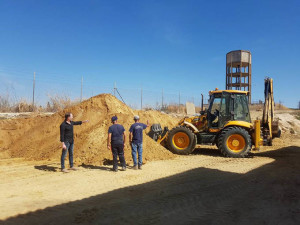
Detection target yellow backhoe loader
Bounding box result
[148,78,281,158]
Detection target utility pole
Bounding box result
[201,94,204,111]
[141,87,143,110]
[279,100,282,109]
[178,91,181,113]
[162,88,164,110]
[32,72,35,111]
[114,82,116,96]
[80,76,83,102]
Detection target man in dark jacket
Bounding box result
[107,116,126,172]
[60,112,89,173]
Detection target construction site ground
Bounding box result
[0,95,299,225]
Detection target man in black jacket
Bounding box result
[60,112,88,173]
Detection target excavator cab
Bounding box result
[207,91,250,129]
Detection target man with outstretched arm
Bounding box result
[107,116,127,172]
[60,112,89,173]
[129,115,149,170]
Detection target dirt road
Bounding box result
[1,143,300,225]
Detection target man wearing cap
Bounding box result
[129,115,149,170]
[60,112,89,173]
[107,116,127,172]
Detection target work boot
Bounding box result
[113,168,118,172]
[133,165,138,170]
[121,166,126,171]
[69,167,79,171]
[138,165,142,170]
[61,169,69,173]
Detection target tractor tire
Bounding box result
[166,126,197,155]
[218,126,252,158]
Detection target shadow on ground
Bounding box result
[80,163,111,171]
[192,147,222,157]
[193,147,255,158]
[2,146,300,225]
[34,165,59,172]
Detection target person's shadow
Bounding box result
[34,165,59,172]
[80,163,111,171]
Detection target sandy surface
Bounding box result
[1,141,300,225]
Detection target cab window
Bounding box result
[234,94,251,122]
[210,97,221,114]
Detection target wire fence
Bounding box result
[1,68,287,113]
[0,70,210,113]
[115,86,209,110]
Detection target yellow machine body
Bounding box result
[152,80,280,157]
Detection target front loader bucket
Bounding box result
[148,124,169,143]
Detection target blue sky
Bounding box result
[0,0,299,108]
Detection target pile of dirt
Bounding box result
[0,94,178,165]
[277,113,300,134]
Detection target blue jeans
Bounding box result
[61,142,74,169]
[131,143,143,166]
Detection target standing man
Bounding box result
[60,112,89,173]
[107,116,126,172]
[129,115,149,170]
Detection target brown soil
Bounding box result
[0,94,178,165]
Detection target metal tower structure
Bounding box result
[226,50,252,103]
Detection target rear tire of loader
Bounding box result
[218,126,251,158]
[166,126,196,155]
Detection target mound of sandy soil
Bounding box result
[277,113,300,134]
[0,94,178,165]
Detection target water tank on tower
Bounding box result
[226,50,252,103]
